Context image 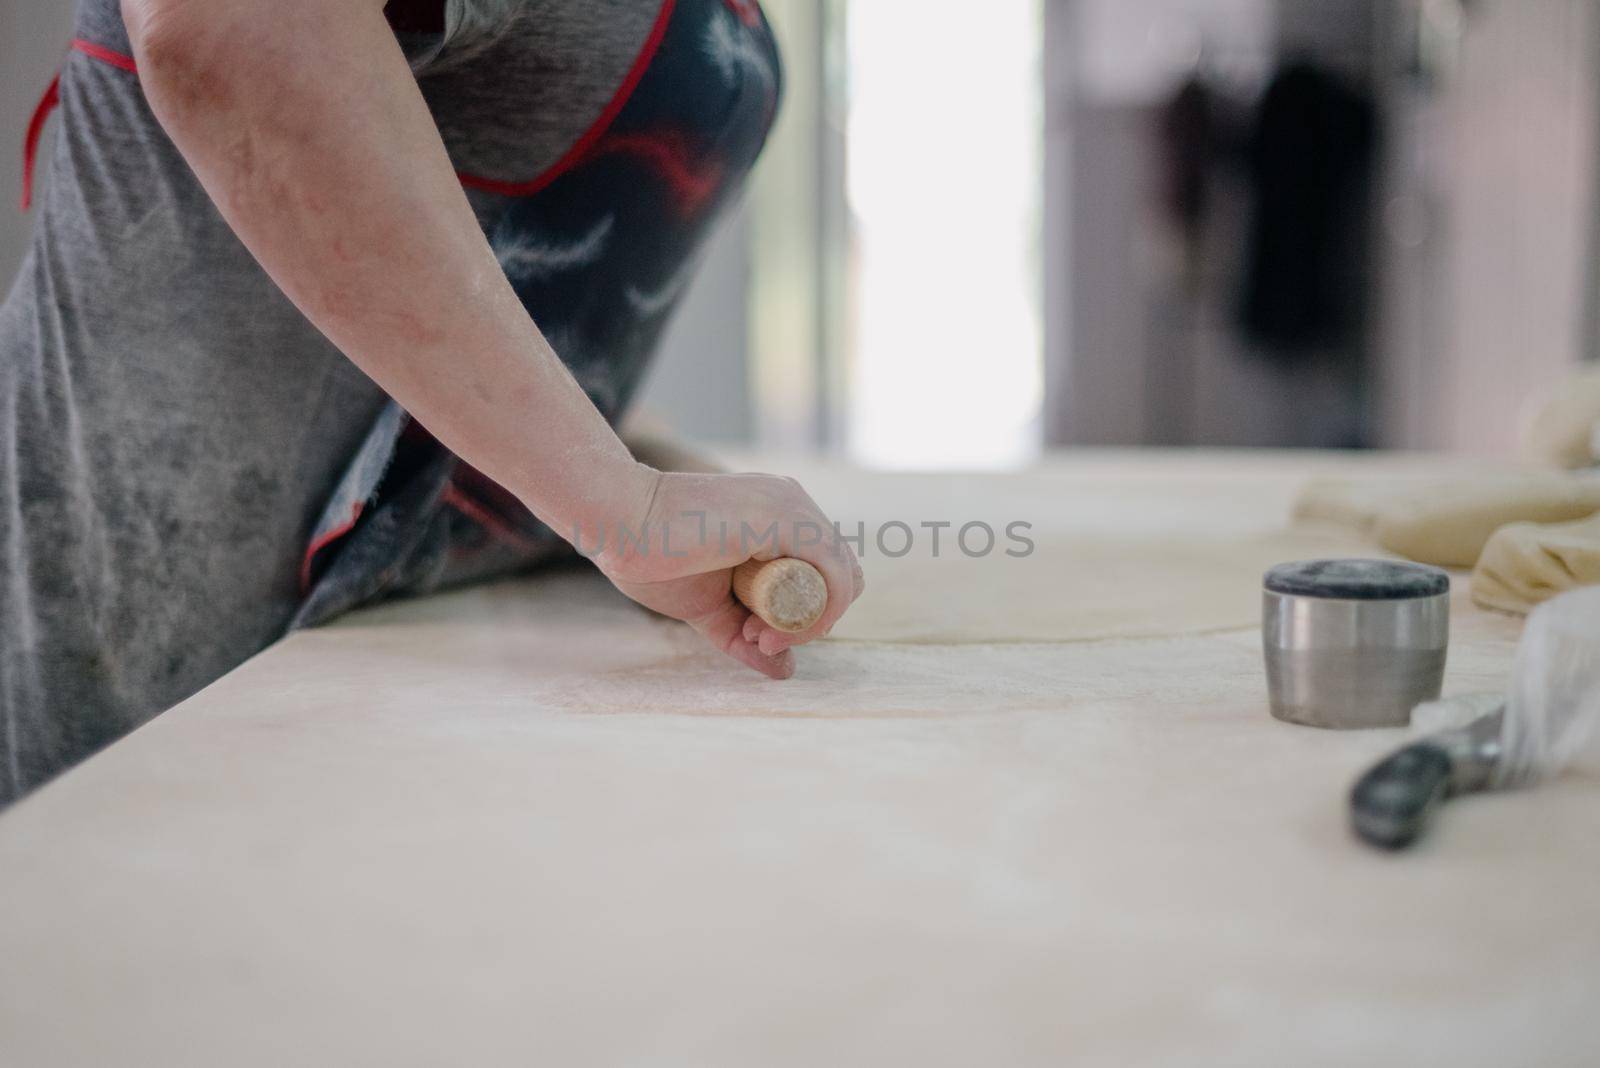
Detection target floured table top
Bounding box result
[0,450,1593,1067]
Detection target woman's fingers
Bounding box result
[692,598,795,680]
[730,637,796,679]
[732,602,807,657]
[742,612,764,644]
[739,608,802,658]
[757,627,792,658]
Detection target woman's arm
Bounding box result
[123,0,863,676]
[122,0,649,543]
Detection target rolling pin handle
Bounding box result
[731,558,828,635]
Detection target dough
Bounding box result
[829,527,1384,643]
[1293,476,1426,534]
[1375,476,1600,568]
[1525,366,1600,469]
[1472,513,1600,616]
[1295,473,1600,568]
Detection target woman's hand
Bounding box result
[593,471,865,679]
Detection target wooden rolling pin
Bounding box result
[731,558,828,634]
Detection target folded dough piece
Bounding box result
[1524,366,1600,469]
[1295,473,1600,568]
[1472,513,1600,615]
[1375,476,1600,568]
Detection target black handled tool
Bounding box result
[1350,703,1505,850]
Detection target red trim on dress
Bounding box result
[41,11,687,207]
[21,75,59,211]
[455,0,678,197]
[440,482,544,553]
[299,501,365,593]
[722,0,761,27]
[71,38,139,73]
[596,131,724,216]
[21,40,139,209]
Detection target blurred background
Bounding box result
[5,0,1598,468]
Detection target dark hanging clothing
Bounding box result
[1239,61,1377,354]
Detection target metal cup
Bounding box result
[1263,560,1450,729]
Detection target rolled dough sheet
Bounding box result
[1295,473,1600,568]
[1473,512,1600,615]
[1293,475,1427,534]
[829,527,1387,643]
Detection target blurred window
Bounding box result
[842,0,1043,468]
